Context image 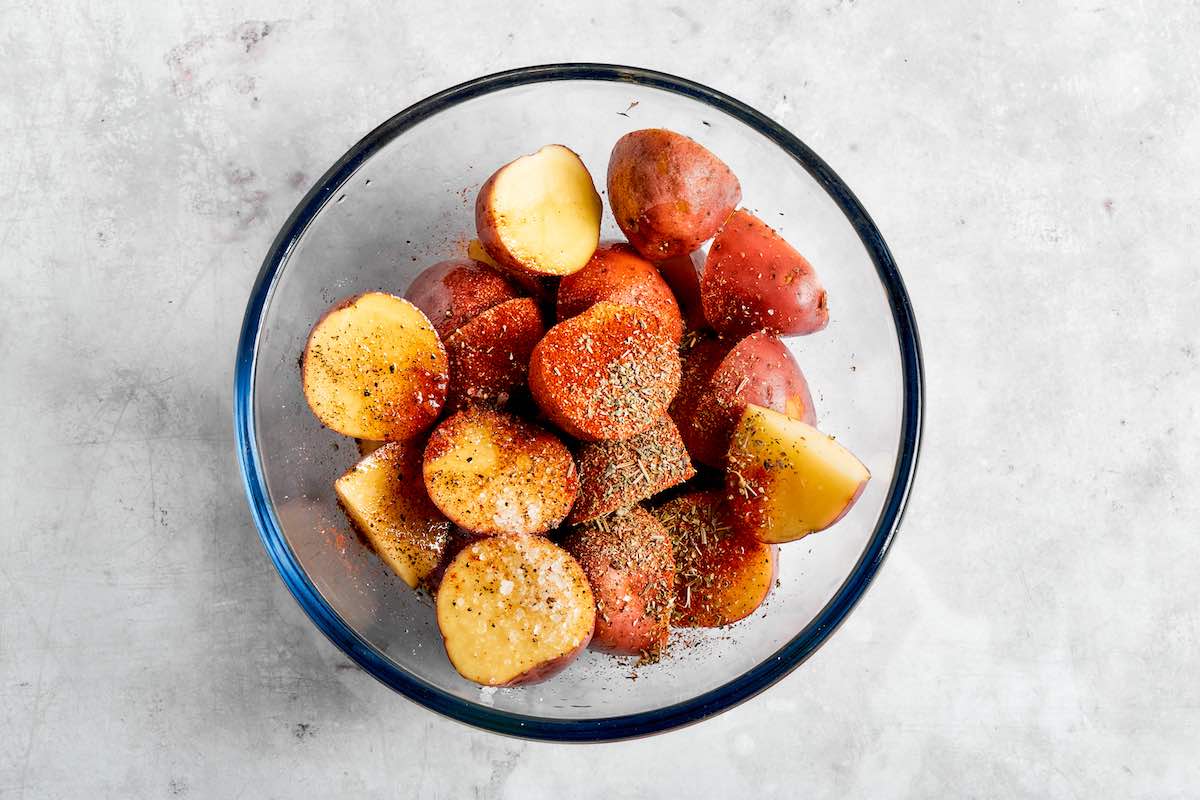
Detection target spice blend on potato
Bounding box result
[557,243,684,343]
[404,259,521,340]
[444,297,545,409]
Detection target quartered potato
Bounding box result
[302,292,449,440]
[444,297,545,409]
[334,441,451,589]
[405,259,520,339]
[557,243,684,344]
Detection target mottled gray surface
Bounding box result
[2,1,1197,797]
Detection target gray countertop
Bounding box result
[3,1,1197,796]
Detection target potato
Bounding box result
[529,302,681,442]
[567,415,694,525]
[557,243,684,344]
[404,259,520,340]
[561,506,674,657]
[700,209,828,337]
[301,292,449,440]
[655,249,706,332]
[468,238,556,301]
[475,144,602,277]
[726,404,870,544]
[425,527,487,596]
[356,439,385,457]
[671,332,815,467]
[423,407,577,535]
[652,491,775,628]
[334,442,450,588]
[607,129,741,259]
[444,297,545,409]
[436,534,595,686]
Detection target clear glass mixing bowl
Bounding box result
[234,64,923,741]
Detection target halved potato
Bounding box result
[557,243,684,343]
[302,292,449,440]
[652,491,775,628]
[529,302,681,442]
[655,249,707,332]
[567,415,694,525]
[475,144,602,277]
[334,442,450,588]
[444,297,545,408]
[726,404,870,543]
[423,407,577,536]
[671,331,815,467]
[404,259,520,339]
[701,209,828,337]
[436,534,595,686]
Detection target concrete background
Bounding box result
[2,1,1197,797]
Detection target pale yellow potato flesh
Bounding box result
[334,442,450,588]
[436,535,595,686]
[466,239,501,269]
[301,292,449,440]
[726,404,871,544]
[480,145,601,276]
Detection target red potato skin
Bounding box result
[499,637,591,686]
[671,333,815,467]
[700,210,828,338]
[557,243,684,343]
[608,129,741,259]
[654,250,706,332]
[404,260,520,339]
[444,297,545,409]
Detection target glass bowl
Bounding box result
[234,64,923,741]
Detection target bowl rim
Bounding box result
[234,62,924,742]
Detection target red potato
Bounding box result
[652,491,775,628]
[655,250,706,332]
[561,506,675,657]
[426,527,488,596]
[404,259,521,340]
[475,144,602,277]
[436,534,595,686]
[567,415,694,525]
[670,332,816,467]
[701,209,828,338]
[334,442,450,589]
[557,243,684,344]
[302,292,449,440]
[726,404,870,543]
[444,297,545,409]
[423,407,578,536]
[607,129,741,259]
[529,302,682,442]
[468,238,556,301]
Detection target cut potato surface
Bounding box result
[671,332,816,467]
[652,491,775,628]
[444,297,545,409]
[567,415,694,525]
[608,129,741,259]
[334,442,450,589]
[561,506,675,657]
[701,209,828,338]
[726,404,870,544]
[475,144,602,277]
[356,439,385,457]
[302,292,449,440]
[557,243,684,344]
[436,534,595,686]
[529,302,681,442]
[423,407,578,536]
[404,259,520,339]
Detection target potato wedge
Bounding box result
[423,407,577,535]
[444,297,545,409]
[334,442,450,589]
[557,243,683,344]
[475,144,602,277]
[701,209,828,337]
[652,491,775,628]
[608,129,741,259]
[301,292,449,440]
[436,534,595,686]
[671,332,815,467]
[529,302,681,442]
[567,415,694,525]
[561,506,675,657]
[726,404,870,544]
[404,259,520,339]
